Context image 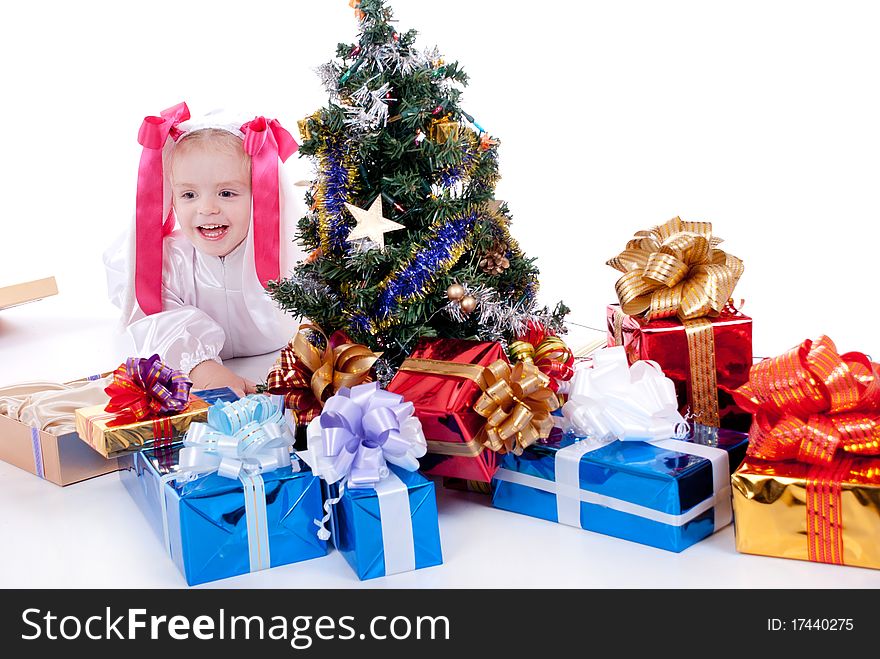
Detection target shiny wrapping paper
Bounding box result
[326,464,443,580]
[732,459,880,569]
[491,428,749,552]
[606,304,753,431]
[386,339,508,482]
[120,446,328,586]
[75,388,237,458]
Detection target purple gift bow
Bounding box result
[304,382,427,542]
[157,395,296,574]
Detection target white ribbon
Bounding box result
[302,382,427,577]
[499,346,731,532]
[157,394,297,574]
[561,346,689,442]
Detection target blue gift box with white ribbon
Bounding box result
[491,427,748,552]
[305,382,443,581]
[326,464,442,580]
[120,395,328,585]
[491,346,749,552]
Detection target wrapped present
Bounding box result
[0,374,119,486]
[304,383,442,580]
[388,338,558,483]
[120,395,327,586]
[606,216,751,430]
[266,323,378,430]
[75,355,237,458]
[731,336,880,569]
[491,347,749,552]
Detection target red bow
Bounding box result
[508,321,574,392]
[733,335,880,466]
[241,117,299,288]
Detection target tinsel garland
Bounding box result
[317,134,359,256]
[348,209,478,334]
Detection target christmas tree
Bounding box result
[270,0,568,376]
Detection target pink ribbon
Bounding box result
[241,117,299,288]
[135,101,191,316]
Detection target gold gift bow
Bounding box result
[398,357,559,457]
[607,217,744,427]
[267,324,378,420]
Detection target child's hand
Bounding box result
[189,360,258,398]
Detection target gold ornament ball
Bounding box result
[460,295,477,314]
[446,283,465,301]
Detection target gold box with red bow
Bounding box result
[75,388,236,459]
[731,336,880,569]
[387,339,558,483]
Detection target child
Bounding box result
[104,103,306,396]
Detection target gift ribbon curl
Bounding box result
[733,335,880,466]
[104,354,192,423]
[561,346,689,442]
[509,321,574,393]
[267,324,378,424]
[607,216,744,322]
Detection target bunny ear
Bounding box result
[240,117,299,288]
[134,101,190,315]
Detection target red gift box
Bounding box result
[606,304,753,431]
[387,339,508,482]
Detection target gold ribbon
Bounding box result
[266,324,378,423]
[607,217,744,427]
[399,357,559,457]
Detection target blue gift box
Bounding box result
[327,464,443,580]
[121,445,328,585]
[491,427,749,552]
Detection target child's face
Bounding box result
[170,141,251,258]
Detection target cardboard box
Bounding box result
[0,378,118,486]
[0,277,58,311]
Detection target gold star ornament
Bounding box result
[344,196,406,250]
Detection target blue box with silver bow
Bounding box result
[120,395,328,585]
[491,346,750,552]
[326,464,442,580]
[305,382,443,581]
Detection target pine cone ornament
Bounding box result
[479,243,510,275]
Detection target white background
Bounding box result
[1,1,879,588]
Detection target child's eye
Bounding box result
[219,190,237,198]
[180,192,196,200]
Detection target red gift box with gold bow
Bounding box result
[606,216,752,431]
[387,338,559,483]
[731,336,880,569]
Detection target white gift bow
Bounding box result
[561,346,689,441]
[158,394,296,574]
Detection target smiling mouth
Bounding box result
[197,224,229,240]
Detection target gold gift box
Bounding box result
[75,398,210,459]
[732,459,880,570]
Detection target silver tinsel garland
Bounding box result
[443,284,566,347]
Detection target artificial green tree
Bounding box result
[270,0,567,376]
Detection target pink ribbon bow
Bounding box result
[241,117,299,288]
[135,101,191,316]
